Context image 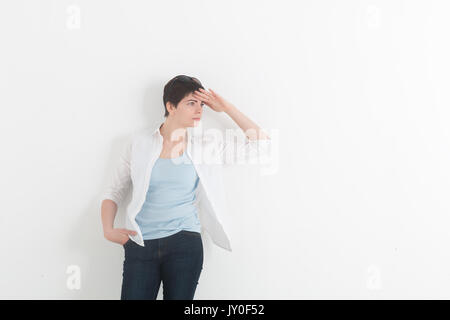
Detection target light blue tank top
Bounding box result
[135,150,202,240]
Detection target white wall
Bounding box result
[1,0,449,299]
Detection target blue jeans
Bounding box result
[120,230,204,300]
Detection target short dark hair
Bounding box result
[163,75,205,117]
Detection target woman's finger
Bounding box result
[117,228,137,235]
[196,88,211,97]
[209,88,217,97]
[193,91,210,101]
[198,88,213,98]
[192,92,207,101]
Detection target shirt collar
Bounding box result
[149,119,200,141]
[151,121,164,137]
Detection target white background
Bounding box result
[1,0,449,299]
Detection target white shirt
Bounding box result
[101,119,271,252]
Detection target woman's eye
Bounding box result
[189,102,204,107]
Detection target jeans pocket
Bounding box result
[123,238,131,247]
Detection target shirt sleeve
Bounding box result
[102,136,133,207]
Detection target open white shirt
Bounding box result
[101,119,271,252]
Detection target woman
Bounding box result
[101,75,271,300]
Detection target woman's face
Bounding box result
[169,92,204,127]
